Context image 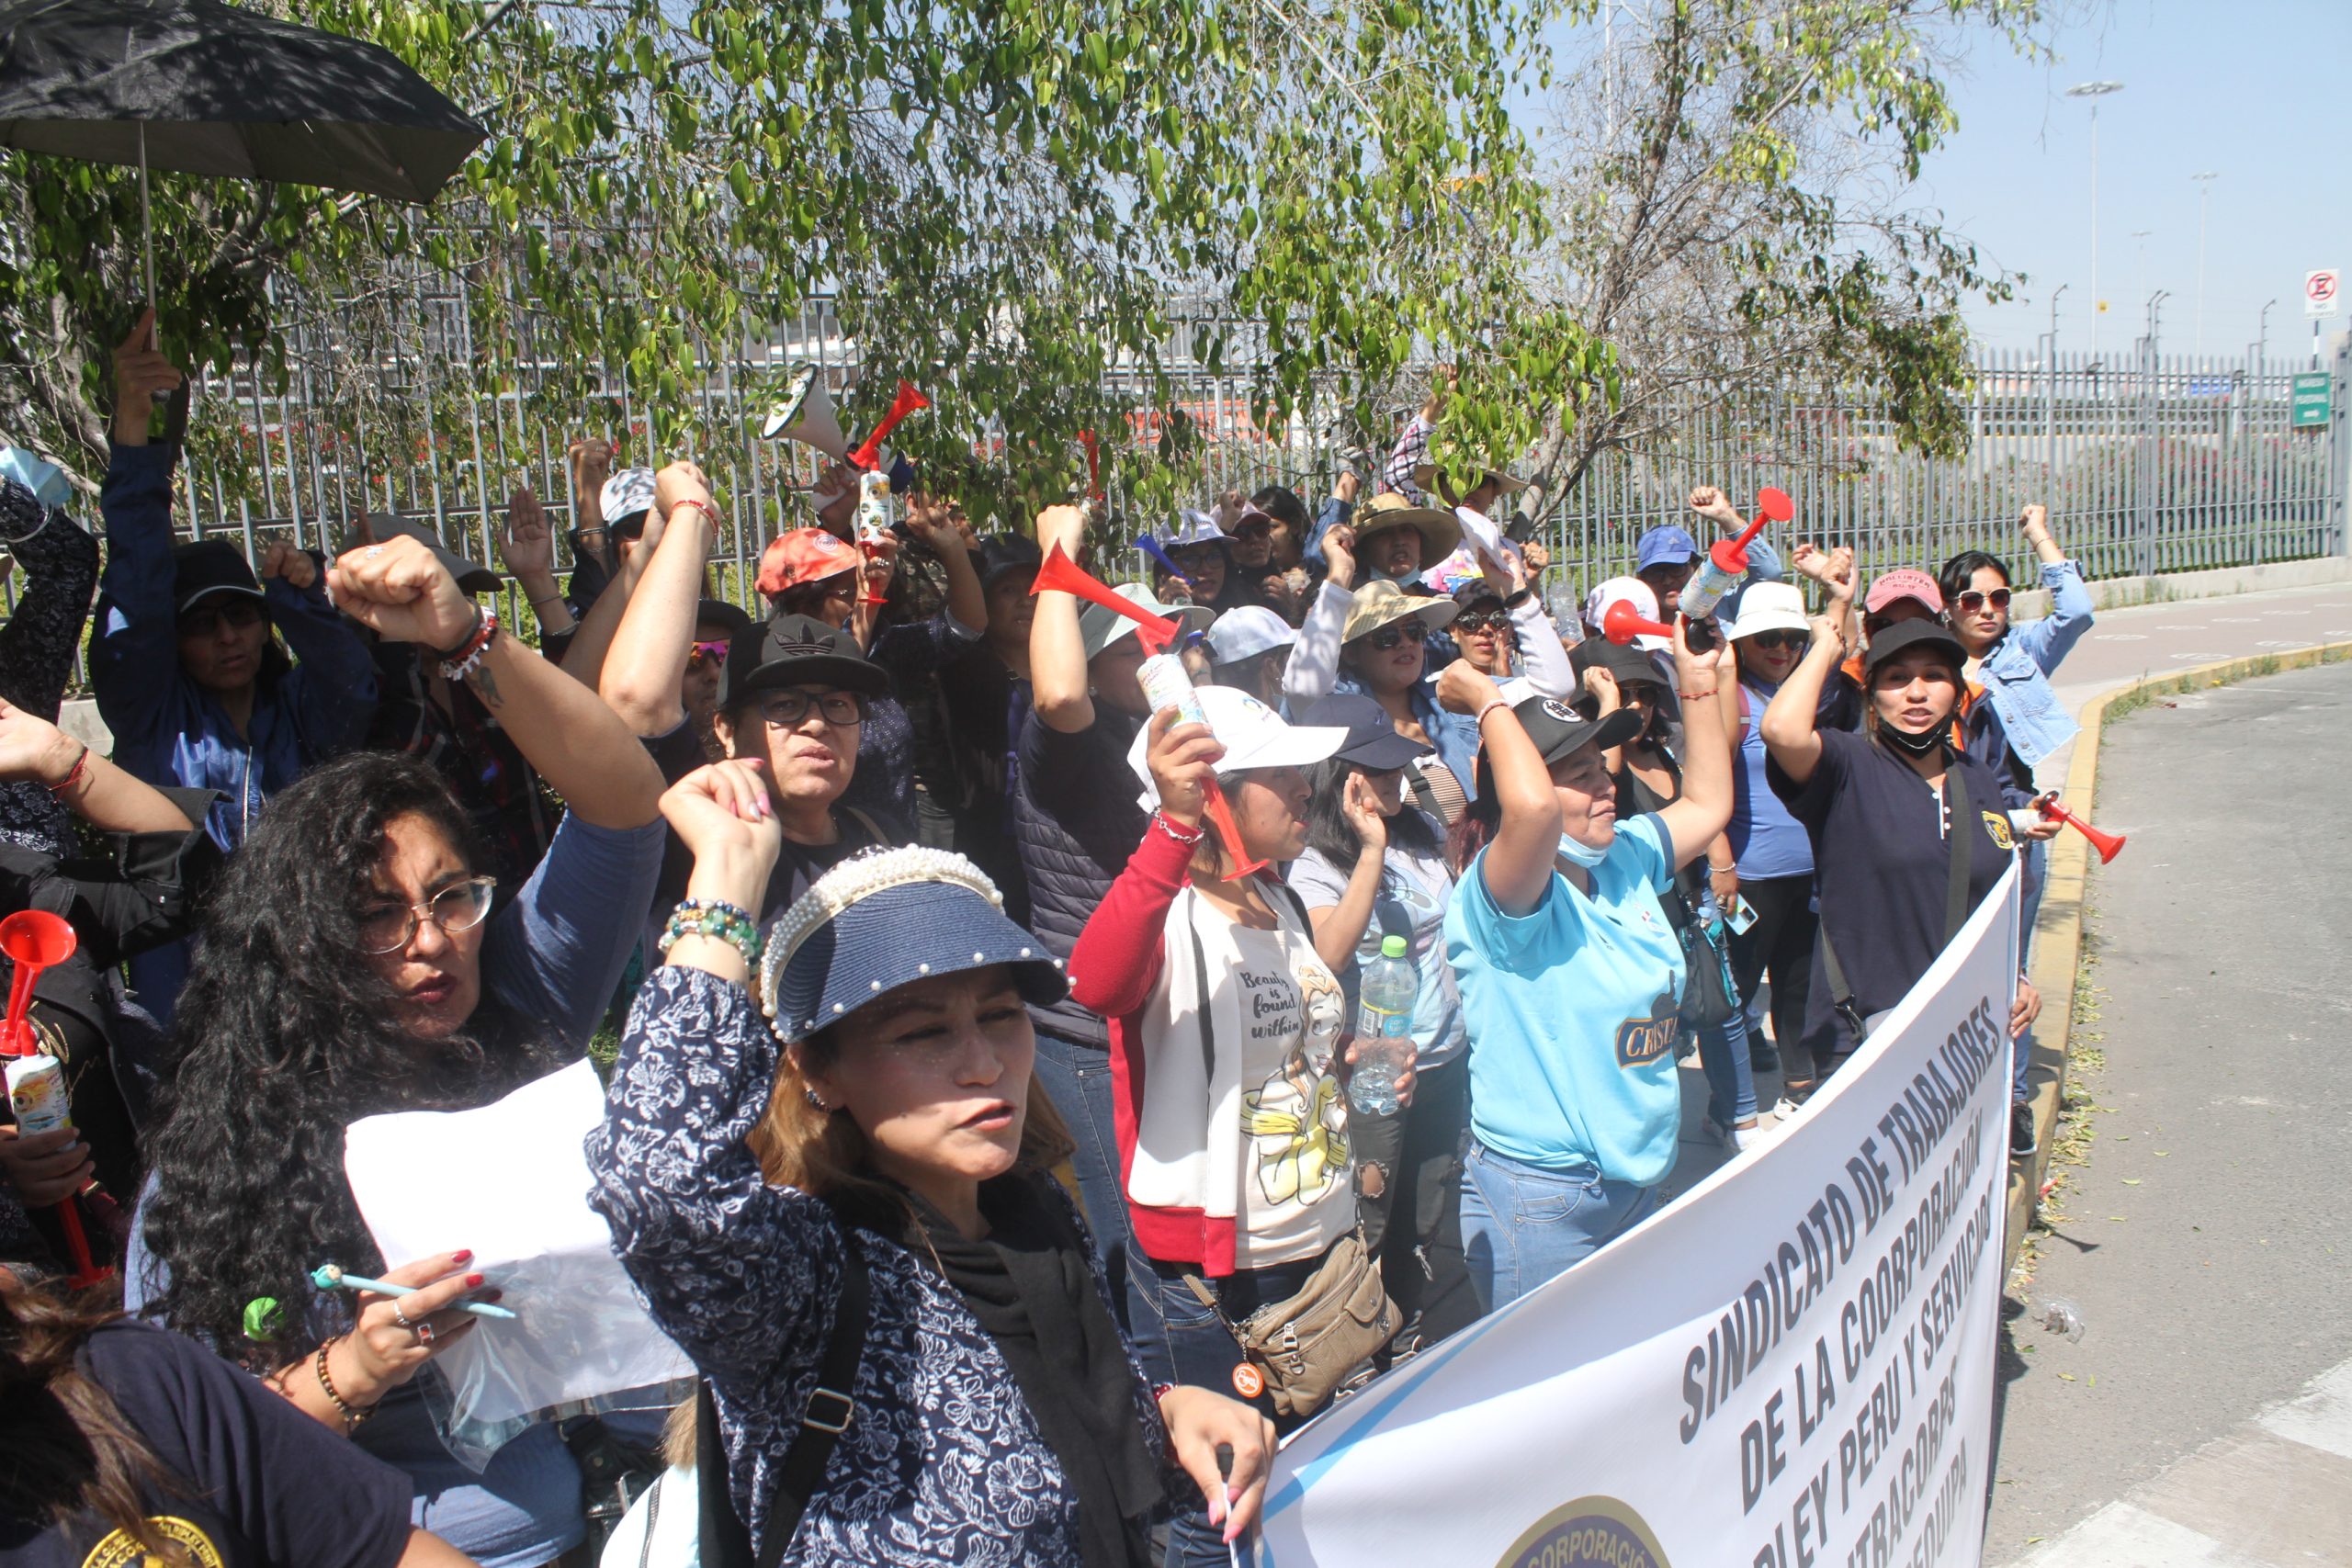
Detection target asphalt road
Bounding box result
[1983,657,2352,1561]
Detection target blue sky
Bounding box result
[1917,0,2352,360]
[1526,0,2352,364]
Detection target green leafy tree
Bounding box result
[0,0,1586,527]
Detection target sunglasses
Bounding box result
[1744,629,1807,652]
[1453,611,1510,635]
[686,639,729,670]
[1954,587,2011,615]
[1358,624,1418,653]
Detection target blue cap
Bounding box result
[758,847,1068,1039]
[1635,525,1699,570]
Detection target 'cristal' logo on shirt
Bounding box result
[1614,1009,1678,1068]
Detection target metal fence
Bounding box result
[107,288,2352,637]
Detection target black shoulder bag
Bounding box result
[1821,757,1973,1046]
[696,1235,872,1568]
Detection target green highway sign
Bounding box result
[2292,372,2332,429]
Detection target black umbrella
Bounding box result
[0,0,486,297]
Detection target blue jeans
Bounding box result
[1125,1242,1315,1568]
[1032,1032,1131,1308]
[1697,1008,1758,1129]
[2013,837,2048,1104]
[1458,1142,1657,1313]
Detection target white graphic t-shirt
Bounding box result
[1226,917,1354,1269]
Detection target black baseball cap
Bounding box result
[695,598,752,637]
[1514,693,1644,765]
[171,540,266,615]
[977,535,1043,589]
[1451,579,1505,613]
[718,613,889,710]
[367,515,503,596]
[1861,617,1967,679]
[1295,694,1431,771]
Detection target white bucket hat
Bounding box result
[1725,581,1811,640]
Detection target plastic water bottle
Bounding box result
[1349,935,1418,1116]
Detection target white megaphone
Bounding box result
[760,363,850,459]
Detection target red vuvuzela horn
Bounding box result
[1079,430,1103,501]
[2036,795,2126,863]
[1032,544,1182,653]
[1601,599,1676,647]
[847,379,930,471]
[0,910,107,1287]
[1713,485,1795,576]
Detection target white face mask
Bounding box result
[1556,829,1609,870]
[0,447,69,508]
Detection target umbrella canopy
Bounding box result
[0,0,484,202]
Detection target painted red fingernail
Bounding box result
[464,1272,485,1288]
[452,1249,474,1265]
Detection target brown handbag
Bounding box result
[1182,1229,1397,1420]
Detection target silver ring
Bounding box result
[391,1303,416,1330]
[415,1320,436,1347]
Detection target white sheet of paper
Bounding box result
[344,1059,692,1423]
[1453,504,1510,567]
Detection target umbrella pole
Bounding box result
[138,124,155,337]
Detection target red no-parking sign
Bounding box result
[2308,268,2341,317]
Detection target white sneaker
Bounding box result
[1771,1095,1808,1122]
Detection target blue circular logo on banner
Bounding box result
[1498,1496,1671,1568]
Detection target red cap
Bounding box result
[1864,567,1943,617]
[756,528,858,597]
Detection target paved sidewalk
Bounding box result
[2009,1358,2352,1567]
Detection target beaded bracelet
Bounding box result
[1151,811,1204,847]
[315,1337,375,1432]
[662,897,764,970]
[438,608,500,683]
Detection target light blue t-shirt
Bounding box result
[1287,838,1465,1067]
[1445,812,1687,1186]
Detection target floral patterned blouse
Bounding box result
[586,965,1170,1566]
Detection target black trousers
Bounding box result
[1729,873,1822,1082]
[1349,1054,1482,1349]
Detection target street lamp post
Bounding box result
[2068,81,2125,362]
[2131,230,2153,313]
[2191,172,2219,355]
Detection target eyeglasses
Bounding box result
[178,601,266,638]
[1453,611,1510,635]
[757,689,867,728]
[358,875,497,954]
[1745,629,1807,652]
[1953,587,2011,615]
[1357,624,1418,653]
[686,639,730,671]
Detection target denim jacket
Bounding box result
[1967,558,2094,773]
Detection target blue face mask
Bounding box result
[0,447,69,510]
[1556,829,1610,870]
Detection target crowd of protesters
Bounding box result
[0,313,2093,1568]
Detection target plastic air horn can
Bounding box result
[1137,651,1206,728]
[1679,485,1795,623]
[0,909,107,1287]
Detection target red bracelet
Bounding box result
[1678,688,1719,702]
[47,744,88,795]
[673,496,721,530]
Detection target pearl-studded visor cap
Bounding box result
[759,846,1069,1042]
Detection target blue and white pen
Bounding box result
[310,1262,519,1320]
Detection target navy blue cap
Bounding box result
[1295,694,1431,771]
[171,539,266,615]
[758,847,1068,1040]
[1635,525,1699,570]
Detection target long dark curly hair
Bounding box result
[139,751,557,1369]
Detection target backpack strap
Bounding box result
[696,1231,872,1568]
[841,805,894,847]
[1820,745,1976,1044]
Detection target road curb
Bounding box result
[2005,638,2352,1275]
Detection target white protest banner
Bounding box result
[1261,864,2020,1568]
